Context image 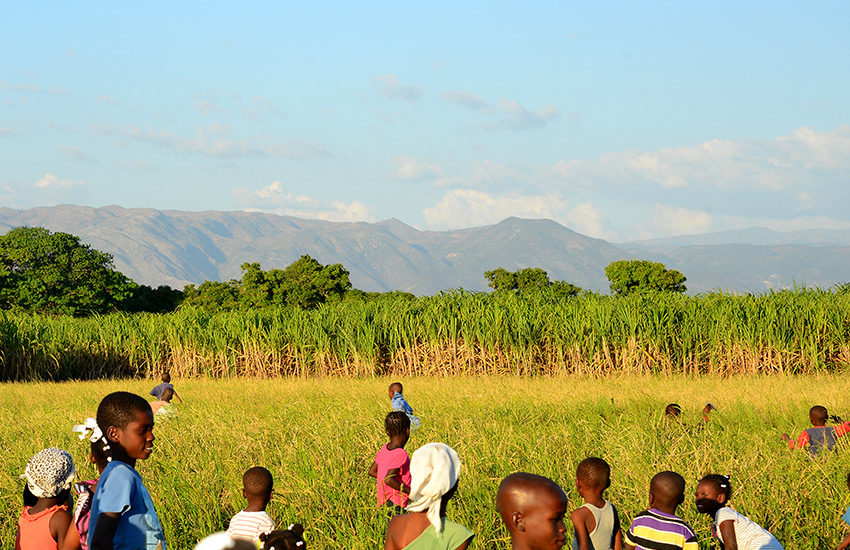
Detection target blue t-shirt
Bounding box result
[842,505,850,526]
[150,382,174,400]
[88,461,166,550]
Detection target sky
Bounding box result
[2,2,849,241]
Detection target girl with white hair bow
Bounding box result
[383,443,474,550]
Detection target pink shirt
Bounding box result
[374,443,411,507]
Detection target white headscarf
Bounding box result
[20,447,76,499]
[405,443,461,534]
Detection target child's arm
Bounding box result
[172,389,183,403]
[781,430,808,449]
[368,461,378,478]
[838,530,850,550]
[384,468,410,494]
[718,519,739,550]
[570,507,594,550]
[90,512,120,550]
[613,510,623,550]
[50,508,74,550]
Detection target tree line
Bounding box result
[0,226,690,317]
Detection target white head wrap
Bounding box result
[405,443,461,534]
[193,533,255,550]
[20,447,76,499]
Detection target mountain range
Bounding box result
[0,205,848,294]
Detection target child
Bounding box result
[150,372,182,404]
[150,388,177,418]
[623,471,697,550]
[71,417,111,550]
[389,382,420,429]
[496,472,569,550]
[694,474,782,549]
[260,524,306,550]
[368,411,411,513]
[16,447,78,550]
[88,391,166,550]
[226,467,275,544]
[781,405,850,455]
[571,458,623,550]
[839,473,850,550]
[193,533,257,550]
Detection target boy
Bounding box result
[571,457,623,550]
[496,472,569,550]
[781,405,850,456]
[226,466,275,544]
[150,387,176,417]
[368,411,411,513]
[623,471,697,550]
[150,372,183,404]
[389,382,420,429]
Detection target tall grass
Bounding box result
[2,376,850,549]
[1,289,849,381]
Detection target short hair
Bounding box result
[389,382,403,393]
[243,466,273,498]
[161,387,174,402]
[97,392,151,432]
[385,411,410,436]
[810,405,828,424]
[699,474,732,501]
[260,524,305,550]
[161,372,171,382]
[90,440,110,470]
[576,457,610,490]
[665,403,682,417]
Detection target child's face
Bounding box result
[520,487,569,550]
[694,481,724,515]
[114,408,155,461]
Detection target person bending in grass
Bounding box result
[571,458,623,550]
[369,411,412,515]
[389,382,420,430]
[694,474,782,549]
[150,388,177,418]
[781,405,850,456]
[150,372,182,404]
[496,472,569,550]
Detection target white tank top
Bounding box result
[572,501,617,550]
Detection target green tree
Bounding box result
[280,255,351,308]
[605,260,687,295]
[484,267,581,297]
[0,226,134,316]
[121,284,183,313]
[181,280,241,311]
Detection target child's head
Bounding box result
[242,466,273,507]
[161,387,175,403]
[694,474,732,516]
[810,405,828,426]
[260,524,306,550]
[193,533,258,550]
[665,403,682,419]
[161,372,171,383]
[21,447,76,502]
[96,391,155,463]
[648,471,686,514]
[576,457,611,497]
[385,411,411,442]
[388,382,403,398]
[496,472,569,550]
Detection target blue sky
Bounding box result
[2,2,848,241]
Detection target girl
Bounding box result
[695,474,783,550]
[88,391,166,550]
[383,443,474,550]
[16,447,79,550]
[260,524,306,550]
[72,418,111,550]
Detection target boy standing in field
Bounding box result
[227,467,275,544]
[571,458,623,550]
[623,471,697,550]
[389,382,420,429]
[496,472,570,550]
[781,405,850,455]
[369,411,412,514]
[150,372,183,404]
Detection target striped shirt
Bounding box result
[624,508,698,550]
[226,510,274,543]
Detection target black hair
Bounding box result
[577,457,611,490]
[810,405,828,425]
[23,485,37,507]
[161,387,174,402]
[389,382,403,393]
[96,392,152,457]
[161,372,171,382]
[260,524,306,550]
[665,403,682,417]
[385,411,410,436]
[699,474,732,501]
[90,440,110,471]
[243,466,274,498]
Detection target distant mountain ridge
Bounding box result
[0,205,848,294]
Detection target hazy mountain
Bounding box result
[0,206,847,294]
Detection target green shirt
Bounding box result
[404,520,474,550]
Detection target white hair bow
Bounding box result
[72,417,103,443]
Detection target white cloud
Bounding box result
[195,100,228,117]
[26,173,89,206]
[373,75,423,102]
[442,90,487,109]
[474,99,560,131]
[0,126,20,136]
[640,205,715,238]
[422,189,570,230]
[233,181,376,223]
[34,173,85,189]
[391,155,444,181]
[56,145,96,163]
[565,202,615,240]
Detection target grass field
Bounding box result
[2,375,850,549]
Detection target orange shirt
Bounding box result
[16,504,68,550]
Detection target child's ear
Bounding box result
[107,427,120,442]
[511,511,525,532]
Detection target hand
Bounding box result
[780,433,790,443]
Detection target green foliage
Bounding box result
[121,284,184,313]
[835,282,850,295]
[605,259,687,295]
[0,226,134,316]
[484,267,581,297]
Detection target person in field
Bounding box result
[369,411,412,514]
[259,523,306,550]
[838,473,850,550]
[384,443,473,550]
[193,533,255,550]
[781,405,850,456]
[226,467,275,544]
[571,458,623,550]
[150,387,177,418]
[665,403,715,425]
[496,472,569,550]
[88,391,166,550]
[71,418,111,550]
[623,471,697,550]
[16,447,79,550]
[389,381,421,429]
[150,372,183,404]
[694,474,782,549]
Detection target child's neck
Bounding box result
[387,435,407,450]
[109,448,137,469]
[29,496,63,514]
[653,504,679,515]
[583,492,606,508]
[244,499,268,513]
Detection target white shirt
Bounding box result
[715,507,783,550]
